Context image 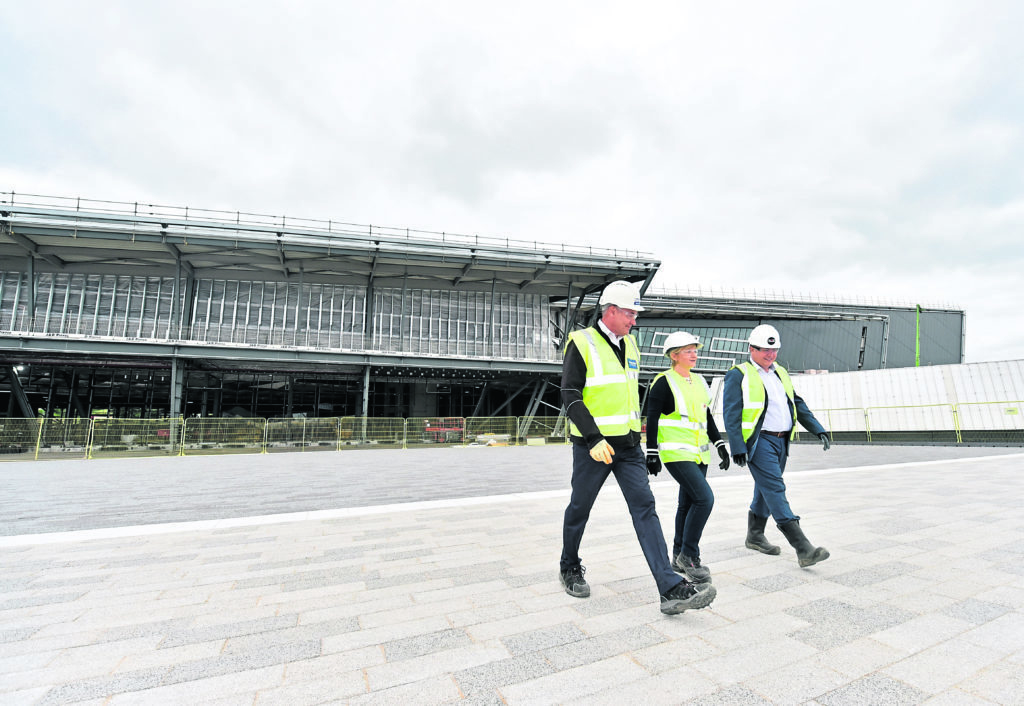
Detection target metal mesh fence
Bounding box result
[957,401,1024,444]
[182,418,266,455]
[465,417,517,446]
[37,418,91,460]
[819,407,869,443]
[518,415,570,445]
[89,418,181,458]
[864,404,959,444]
[406,417,465,448]
[266,418,341,452]
[3,400,1023,462]
[340,417,405,449]
[0,418,43,460]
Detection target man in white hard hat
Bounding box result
[559,281,716,614]
[723,324,832,567]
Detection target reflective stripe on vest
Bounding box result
[655,368,711,464]
[567,328,642,438]
[734,361,798,442]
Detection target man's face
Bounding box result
[603,305,638,337]
[750,344,779,370]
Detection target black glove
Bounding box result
[819,433,831,451]
[645,449,662,476]
[732,453,747,467]
[716,443,730,471]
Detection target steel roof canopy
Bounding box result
[1,194,660,297]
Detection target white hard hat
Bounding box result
[598,280,645,311]
[663,331,703,356]
[749,324,781,349]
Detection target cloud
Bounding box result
[1,1,1022,362]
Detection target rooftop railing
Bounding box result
[645,284,961,312]
[1,190,657,263]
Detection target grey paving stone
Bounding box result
[543,625,666,670]
[993,561,1024,576]
[827,561,919,587]
[978,542,1024,562]
[503,570,552,588]
[0,577,38,591]
[705,544,767,562]
[382,628,473,661]
[453,652,555,696]
[100,618,194,643]
[101,553,199,567]
[37,667,170,705]
[817,673,930,705]
[744,573,804,593]
[159,615,299,648]
[942,598,1011,625]
[209,525,252,534]
[323,544,387,558]
[866,517,938,535]
[0,591,86,611]
[0,626,40,643]
[501,623,587,655]
[364,560,509,590]
[432,560,510,579]
[354,527,407,539]
[905,538,954,550]
[845,538,901,553]
[223,618,360,653]
[28,574,112,590]
[787,598,916,650]
[567,589,654,617]
[200,552,263,564]
[685,684,774,705]
[453,692,510,705]
[233,566,367,590]
[363,569,437,590]
[164,640,320,682]
[601,575,653,593]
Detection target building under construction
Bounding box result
[1,193,965,421]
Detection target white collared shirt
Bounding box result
[754,359,792,432]
[598,320,622,348]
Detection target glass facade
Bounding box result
[0,271,555,362]
[634,325,753,373]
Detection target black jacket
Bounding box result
[561,327,641,450]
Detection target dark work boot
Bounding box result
[660,579,716,614]
[559,565,590,598]
[745,511,781,555]
[672,553,712,584]
[777,520,830,567]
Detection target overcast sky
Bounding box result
[2,1,1022,363]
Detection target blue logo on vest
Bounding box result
[628,359,638,369]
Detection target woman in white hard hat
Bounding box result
[645,331,731,583]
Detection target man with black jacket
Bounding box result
[559,281,716,615]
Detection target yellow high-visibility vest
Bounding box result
[566,328,642,437]
[735,360,797,441]
[654,368,711,464]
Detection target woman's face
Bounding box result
[671,344,699,369]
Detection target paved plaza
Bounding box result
[1,444,1023,704]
